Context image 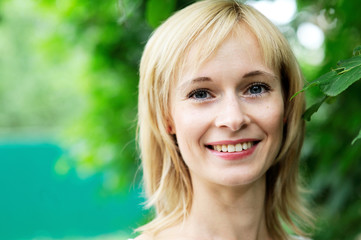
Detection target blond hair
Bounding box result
[137,0,313,239]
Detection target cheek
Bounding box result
[172,105,214,160]
[269,105,284,143]
[255,99,284,138]
[172,104,213,134]
[173,106,203,143]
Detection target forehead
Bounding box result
[177,24,270,82]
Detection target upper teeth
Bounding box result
[212,142,253,152]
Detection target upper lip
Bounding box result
[205,139,261,146]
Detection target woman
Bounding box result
[135,0,313,239]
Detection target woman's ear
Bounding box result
[166,118,175,134]
[167,125,174,134]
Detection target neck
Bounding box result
[180,176,270,240]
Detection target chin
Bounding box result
[213,170,266,188]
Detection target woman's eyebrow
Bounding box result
[177,77,212,90]
[243,70,278,80]
[177,70,277,90]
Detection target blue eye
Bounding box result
[249,85,263,94]
[248,83,270,96]
[188,89,212,100]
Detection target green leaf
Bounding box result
[146,0,176,28]
[351,128,361,145]
[302,96,328,121]
[308,55,361,96]
[290,81,318,100]
[295,46,361,99]
[353,45,361,56]
[325,96,337,104]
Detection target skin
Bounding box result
[136,24,285,240]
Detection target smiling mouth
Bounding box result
[206,141,260,153]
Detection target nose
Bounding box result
[215,95,250,131]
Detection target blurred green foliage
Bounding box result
[36,0,152,189]
[1,0,360,239]
[146,0,176,28]
[294,45,361,144]
[295,0,361,239]
[0,0,86,132]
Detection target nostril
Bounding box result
[214,105,250,131]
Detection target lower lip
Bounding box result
[207,143,257,160]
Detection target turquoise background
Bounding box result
[0,140,145,240]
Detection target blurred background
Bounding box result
[0,0,360,239]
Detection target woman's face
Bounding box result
[169,26,285,187]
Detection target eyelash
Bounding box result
[187,88,213,101]
[187,82,271,101]
[246,82,271,97]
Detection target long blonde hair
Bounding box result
[137,0,313,239]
